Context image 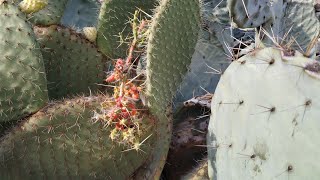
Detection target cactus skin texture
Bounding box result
[61,0,101,30]
[0,95,155,179]
[19,0,48,14]
[208,47,320,179]
[34,25,108,100]
[181,160,209,180]
[133,0,201,179]
[28,0,68,25]
[0,1,48,122]
[97,0,156,58]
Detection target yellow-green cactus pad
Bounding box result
[83,27,97,43]
[19,0,48,14]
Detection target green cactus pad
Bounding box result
[0,95,155,179]
[134,0,201,178]
[0,1,48,122]
[146,0,200,125]
[97,0,156,58]
[208,47,320,179]
[34,25,109,100]
[28,0,68,25]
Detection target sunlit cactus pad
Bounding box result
[208,47,320,179]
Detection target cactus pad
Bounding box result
[134,0,201,178]
[97,0,156,58]
[208,47,320,179]
[34,25,108,100]
[28,0,68,25]
[0,1,48,122]
[0,95,155,179]
[61,0,101,30]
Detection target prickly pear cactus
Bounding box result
[28,0,68,25]
[208,47,320,179]
[61,0,101,29]
[134,0,201,178]
[0,95,155,179]
[146,0,200,120]
[34,25,108,100]
[0,1,48,122]
[97,0,156,58]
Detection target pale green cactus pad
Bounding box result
[208,47,320,179]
